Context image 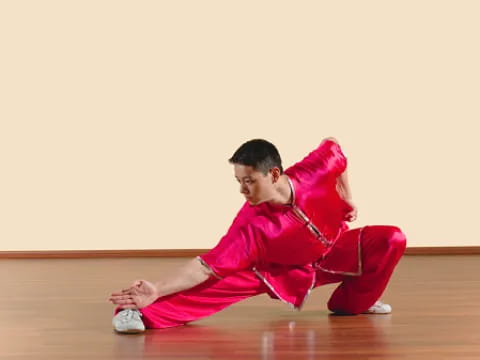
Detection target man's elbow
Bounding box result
[324,136,339,144]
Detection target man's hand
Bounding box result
[343,199,358,222]
[109,280,159,310]
[108,258,213,310]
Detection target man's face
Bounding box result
[233,164,275,205]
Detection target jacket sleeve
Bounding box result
[198,221,263,278]
[289,139,347,185]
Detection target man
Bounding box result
[109,138,406,333]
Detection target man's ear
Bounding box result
[269,167,281,183]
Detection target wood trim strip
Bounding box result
[0,247,479,259]
[404,246,480,255]
[0,249,208,259]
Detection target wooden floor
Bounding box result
[1,255,479,360]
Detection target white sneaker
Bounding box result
[362,300,392,314]
[112,309,146,333]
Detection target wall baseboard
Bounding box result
[0,247,479,259]
[404,246,480,255]
[0,249,206,259]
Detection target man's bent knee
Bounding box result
[387,226,407,254]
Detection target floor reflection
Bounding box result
[114,314,392,359]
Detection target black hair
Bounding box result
[228,139,283,175]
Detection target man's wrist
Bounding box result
[153,282,163,299]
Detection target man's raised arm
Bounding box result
[325,137,358,222]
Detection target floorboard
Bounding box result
[1,255,479,359]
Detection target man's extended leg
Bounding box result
[316,225,406,314]
[115,269,268,329]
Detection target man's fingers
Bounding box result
[111,290,130,296]
[110,297,136,305]
[109,294,134,302]
[123,288,140,296]
[112,286,140,296]
[110,287,133,296]
[345,209,358,220]
[131,280,143,288]
[111,290,132,297]
[110,280,143,298]
[345,213,357,222]
[109,290,142,307]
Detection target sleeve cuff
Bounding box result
[196,256,223,280]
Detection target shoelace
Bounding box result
[120,309,142,323]
[369,301,388,311]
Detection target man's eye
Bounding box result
[235,178,253,185]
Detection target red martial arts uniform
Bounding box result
[130,140,407,328]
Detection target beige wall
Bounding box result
[1,1,479,250]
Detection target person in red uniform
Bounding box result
[109,137,406,333]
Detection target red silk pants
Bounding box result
[115,225,406,329]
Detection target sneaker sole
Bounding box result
[361,308,392,315]
[114,328,145,334]
[362,311,391,315]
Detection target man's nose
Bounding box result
[240,185,248,194]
